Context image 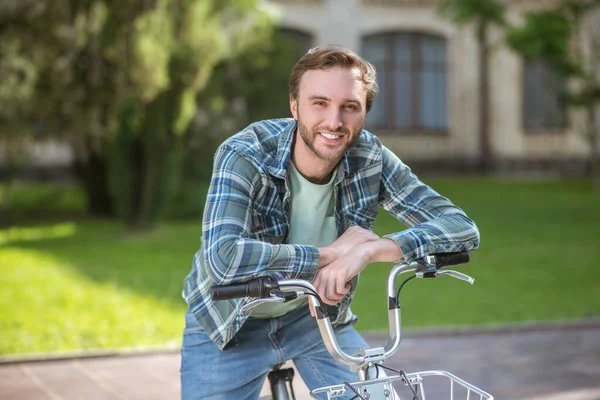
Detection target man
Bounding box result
[181,45,479,399]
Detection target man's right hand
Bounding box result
[317,226,379,268]
[309,227,377,315]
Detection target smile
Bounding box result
[320,132,342,140]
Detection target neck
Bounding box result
[291,134,338,184]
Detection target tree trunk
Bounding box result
[590,100,600,191]
[109,90,186,231]
[73,150,114,217]
[477,20,492,172]
[588,8,600,191]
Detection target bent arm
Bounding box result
[378,147,480,263]
[202,146,319,285]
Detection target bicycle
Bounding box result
[211,251,494,400]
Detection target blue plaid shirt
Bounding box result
[183,118,480,350]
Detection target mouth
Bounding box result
[319,132,343,142]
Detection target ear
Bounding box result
[290,97,298,120]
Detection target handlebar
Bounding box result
[209,277,280,301]
[432,251,470,268]
[210,251,473,369]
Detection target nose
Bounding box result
[324,108,344,130]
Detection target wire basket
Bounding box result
[310,370,494,400]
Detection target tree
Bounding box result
[0,1,43,218]
[170,30,310,219]
[0,0,273,228]
[506,0,600,189]
[438,0,507,171]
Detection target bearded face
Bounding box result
[291,67,367,167]
[296,109,363,163]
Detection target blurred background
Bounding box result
[0,0,598,362]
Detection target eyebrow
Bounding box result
[308,95,362,106]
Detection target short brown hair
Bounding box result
[289,45,379,112]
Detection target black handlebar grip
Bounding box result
[435,251,470,268]
[210,283,253,301]
[210,277,277,301]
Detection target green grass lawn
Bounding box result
[1,178,599,355]
[353,177,600,331]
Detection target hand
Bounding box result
[318,226,379,267]
[311,238,403,309]
[331,226,379,256]
[313,245,371,305]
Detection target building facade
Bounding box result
[3,0,595,177]
[268,0,594,173]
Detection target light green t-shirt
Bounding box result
[250,162,337,318]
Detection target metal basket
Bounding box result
[310,370,494,400]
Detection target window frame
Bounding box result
[522,59,568,134]
[362,31,450,135]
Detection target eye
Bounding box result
[345,104,359,111]
[314,101,326,107]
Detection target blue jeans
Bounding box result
[180,306,368,399]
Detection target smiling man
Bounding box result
[181,45,480,399]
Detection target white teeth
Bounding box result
[321,133,340,140]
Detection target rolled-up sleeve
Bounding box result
[202,145,319,285]
[378,146,480,262]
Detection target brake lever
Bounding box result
[435,270,475,285]
[240,296,286,314]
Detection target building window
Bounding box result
[523,60,566,132]
[362,32,448,132]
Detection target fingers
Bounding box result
[321,292,345,306]
[326,282,347,304]
[313,272,335,305]
[336,276,350,296]
[314,269,350,306]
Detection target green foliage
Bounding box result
[506,10,579,76]
[0,0,274,227]
[505,2,600,104]
[174,29,310,218]
[131,6,175,100]
[0,182,86,219]
[0,18,40,185]
[505,2,600,189]
[237,31,311,120]
[0,37,37,120]
[438,0,506,26]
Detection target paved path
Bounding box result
[1,323,599,400]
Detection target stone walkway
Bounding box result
[1,322,599,400]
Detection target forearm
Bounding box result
[206,237,319,284]
[379,146,480,263]
[383,213,480,262]
[359,237,403,264]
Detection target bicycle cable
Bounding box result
[344,381,367,400]
[374,363,420,400]
[279,285,324,304]
[395,274,416,307]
